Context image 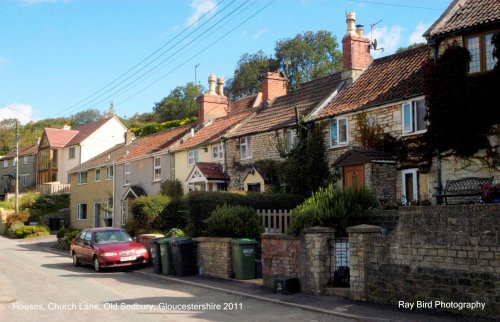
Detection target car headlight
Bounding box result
[135,249,147,255]
[101,252,118,257]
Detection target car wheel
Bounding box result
[72,252,81,267]
[93,256,101,272]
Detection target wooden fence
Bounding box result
[256,209,291,234]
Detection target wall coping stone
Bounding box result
[193,237,233,243]
[347,224,382,234]
[302,226,336,234]
[261,233,299,240]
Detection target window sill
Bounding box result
[401,130,427,138]
[329,143,348,150]
[106,178,113,181]
[123,184,130,187]
[240,156,253,161]
[152,179,161,183]
[77,183,88,185]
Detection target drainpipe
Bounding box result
[430,38,444,205]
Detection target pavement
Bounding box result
[22,235,481,322]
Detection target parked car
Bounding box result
[70,228,149,272]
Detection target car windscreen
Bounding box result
[94,230,132,244]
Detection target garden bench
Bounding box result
[440,176,493,204]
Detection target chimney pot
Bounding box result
[216,77,225,96]
[342,11,372,72]
[356,24,364,37]
[346,12,356,35]
[62,124,71,130]
[207,74,216,95]
[124,131,134,145]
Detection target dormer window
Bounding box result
[466,32,498,73]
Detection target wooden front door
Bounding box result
[343,164,365,188]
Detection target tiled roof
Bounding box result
[65,116,115,147]
[229,93,261,113]
[115,124,193,163]
[332,148,395,167]
[425,0,500,38]
[1,144,38,159]
[172,109,255,151]
[230,73,345,137]
[44,128,79,148]
[317,45,429,119]
[69,125,192,173]
[196,162,228,180]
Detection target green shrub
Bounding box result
[132,195,171,229]
[165,228,186,238]
[8,221,25,237]
[56,227,67,239]
[122,217,140,236]
[15,225,50,239]
[161,180,184,199]
[63,229,81,244]
[185,191,304,237]
[159,198,186,230]
[287,185,378,236]
[204,204,263,238]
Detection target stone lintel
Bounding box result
[347,224,382,234]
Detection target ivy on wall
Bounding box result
[423,33,500,167]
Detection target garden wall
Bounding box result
[194,237,233,278]
[261,234,300,288]
[348,204,500,318]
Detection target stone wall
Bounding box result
[348,205,500,318]
[194,237,233,279]
[225,130,287,190]
[261,234,300,288]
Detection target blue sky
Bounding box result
[0,0,451,124]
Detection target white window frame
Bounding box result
[285,129,298,153]
[3,160,8,168]
[68,147,75,159]
[401,168,418,203]
[121,200,127,225]
[20,174,30,187]
[240,137,252,160]
[106,165,114,180]
[124,163,131,186]
[23,156,29,165]
[212,143,224,161]
[187,150,198,166]
[78,171,88,185]
[402,99,427,136]
[330,117,348,148]
[95,168,101,182]
[153,157,161,181]
[77,203,87,220]
[12,157,17,167]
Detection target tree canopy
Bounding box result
[226,51,278,100]
[153,82,203,122]
[275,30,342,91]
[70,108,103,127]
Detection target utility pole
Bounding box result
[15,120,20,214]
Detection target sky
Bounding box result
[0,0,452,124]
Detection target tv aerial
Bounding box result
[369,20,384,52]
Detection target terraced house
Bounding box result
[0,144,38,198]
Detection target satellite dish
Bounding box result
[373,39,378,50]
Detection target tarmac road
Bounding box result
[0,236,352,322]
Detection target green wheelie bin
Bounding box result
[157,237,176,275]
[231,238,258,279]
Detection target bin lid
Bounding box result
[157,237,177,244]
[138,234,165,238]
[231,238,258,245]
[169,237,193,246]
[150,237,165,244]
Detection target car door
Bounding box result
[80,231,94,263]
[72,230,87,260]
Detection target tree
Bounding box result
[396,43,426,53]
[226,51,278,100]
[280,122,332,196]
[153,82,203,122]
[275,30,342,91]
[70,108,103,127]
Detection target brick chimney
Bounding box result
[124,131,134,145]
[197,74,228,124]
[262,72,287,102]
[342,12,372,72]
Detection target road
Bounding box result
[0,236,352,322]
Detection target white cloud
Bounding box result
[186,0,217,26]
[252,28,269,41]
[0,103,34,124]
[408,22,430,45]
[369,25,402,58]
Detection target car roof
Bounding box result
[87,228,124,232]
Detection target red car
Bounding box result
[70,228,149,272]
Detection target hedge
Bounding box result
[185,191,304,236]
[204,205,262,238]
[15,225,50,239]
